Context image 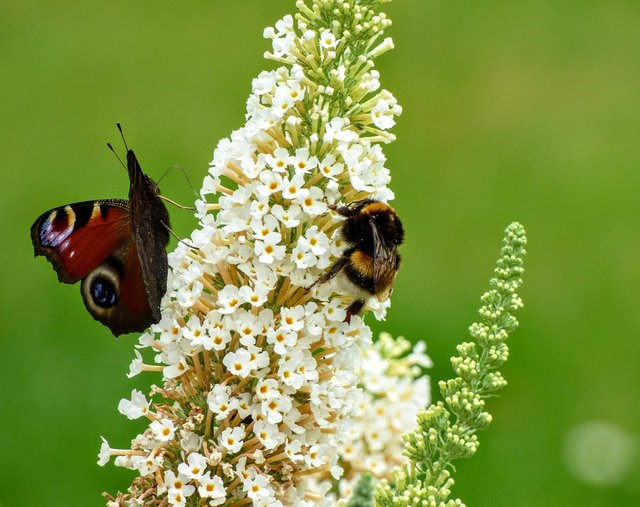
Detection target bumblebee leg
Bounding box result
[329,204,356,217]
[307,256,348,290]
[345,300,365,322]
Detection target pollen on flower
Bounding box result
[102,1,408,506]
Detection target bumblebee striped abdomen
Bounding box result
[344,249,376,293]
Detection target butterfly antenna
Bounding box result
[106,142,127,171]
[115,122,130,151]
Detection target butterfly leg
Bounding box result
[159,194,196,211]
[160,221,199,250]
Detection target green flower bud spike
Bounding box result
[375,222,527,507]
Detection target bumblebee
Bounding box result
[312,199,404,317]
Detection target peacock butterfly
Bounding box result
[31,143,170,336]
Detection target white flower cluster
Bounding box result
[301,333,432,506]
[340,334,431,484]
[102,2,407,506]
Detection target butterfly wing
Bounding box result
[371,218,399,301]
[31,200,131,282]
[126,149,170,322]
[79,238,158,336]
[31,200,158,336]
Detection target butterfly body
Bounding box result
[31,150,170,336]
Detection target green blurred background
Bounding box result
[1,1,639,505]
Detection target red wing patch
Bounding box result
[31,200,131,283]
[79,239,155,336]
[118,240,155,321]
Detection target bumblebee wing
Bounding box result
[371,219,398,301]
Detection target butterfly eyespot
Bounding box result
[80,260,122,326]
[90,277,117,308]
